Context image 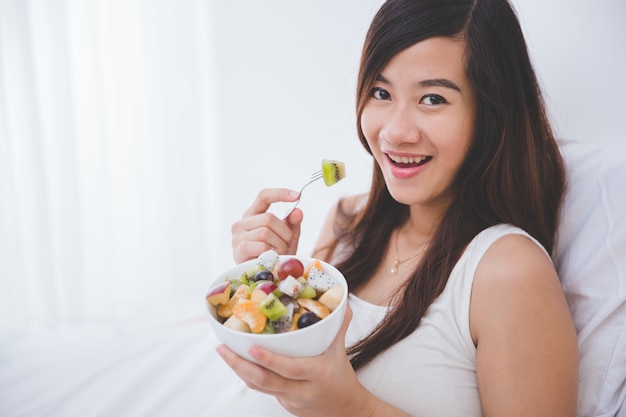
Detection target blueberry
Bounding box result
[297,311,320,329]
[253,269,274,282]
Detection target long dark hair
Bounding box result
[331,0,565,371]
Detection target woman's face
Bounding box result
[360,37,476,210]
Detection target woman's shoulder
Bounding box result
[469,224,549,261]
[469,225,554,285]
[311,193,367,261]
[322,192,368,229]
[481,232,552,274]
[475,224,550,263]
[338,192,368,215]
[469,224,566,339]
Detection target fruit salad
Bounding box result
[206,250,345,334]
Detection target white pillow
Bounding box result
[554,139,626,417]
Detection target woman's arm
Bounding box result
[311,193,366,262]
[470,234,579,416]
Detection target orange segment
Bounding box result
[217,284,249,318]
[296,298,330,319]
[233,300,267,334]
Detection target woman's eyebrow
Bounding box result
[375,74,392,84]
[376,74,461,92]
[419,78,461,92]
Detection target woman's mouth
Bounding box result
[387,153,432,168]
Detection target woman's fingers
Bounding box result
[242,188,300,218]
[328,304,353,355]
[232,213,299,261]
[284,208,303,254]
[247,305,353,382]
[232,188,304,262]
[216,344,294,396]
[246,345,318,382]
[233,215,288,249]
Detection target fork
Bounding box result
[281,169,324,220]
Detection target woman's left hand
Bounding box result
[216,305,371,417]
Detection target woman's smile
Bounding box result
[385,152,433,179]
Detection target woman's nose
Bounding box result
[380,103,421,145]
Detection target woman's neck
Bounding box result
[404,203,444,242]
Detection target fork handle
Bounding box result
[281,170,323,220]
[281,199,301,221]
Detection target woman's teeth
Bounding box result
[388,154,432,166]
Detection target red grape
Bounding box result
[277,258,304,280]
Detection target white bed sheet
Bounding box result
[0,316,243,417]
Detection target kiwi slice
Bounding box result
[321,159,346,186]
[239,265,266,285]
[258,293,288,321]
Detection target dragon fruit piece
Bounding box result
[256,249,279,271]
[278,275,303,298]
[306,267,337,292]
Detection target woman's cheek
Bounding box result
[360,107,380,148]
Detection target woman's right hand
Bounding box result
[231,188,304,263]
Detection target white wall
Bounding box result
[207,1,383,273]
[510,0,626,145]
[206,0,626,275]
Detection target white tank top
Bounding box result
[345,224,546,416]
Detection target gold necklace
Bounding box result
[390,229,428,275]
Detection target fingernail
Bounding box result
[288,190,299,198]
[248,345,263,360]
[216,345,227,358]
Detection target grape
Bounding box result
[253,269,274,282]
[279,294,298,309]
[277,258,304,280]
[297,311,320,329]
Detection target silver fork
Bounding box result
[281,169,323,220]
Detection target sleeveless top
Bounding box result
[345,224,547,416]
[201,224,547,416]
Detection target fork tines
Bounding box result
[307,170,323,183]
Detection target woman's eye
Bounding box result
[420,94,446,105]
[371,87,391,101]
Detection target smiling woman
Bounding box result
[221,0,578,415]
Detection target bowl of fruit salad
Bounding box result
[206,250,348,362]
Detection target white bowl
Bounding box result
[207,255,348,362]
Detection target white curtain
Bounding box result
[0,0,221,334]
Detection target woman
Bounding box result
[220,0,579,415]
